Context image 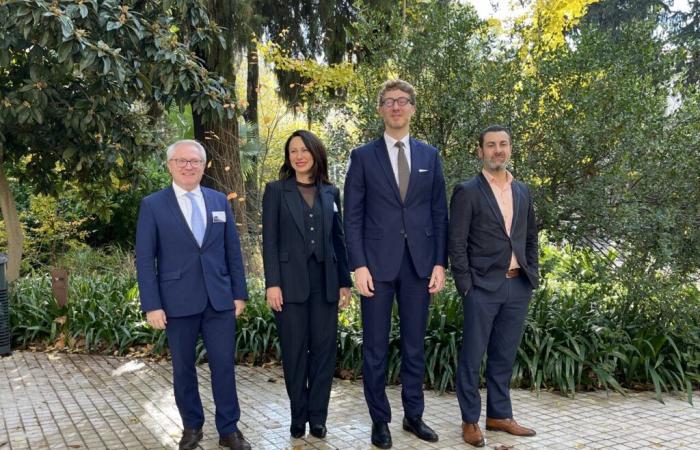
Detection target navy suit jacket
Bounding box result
[448,173,539,295]
[343,137,448,281]
[262,179,352,303]
[135,185,248,318]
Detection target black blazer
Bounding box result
[448,173,539,295]
[262,178,352,303]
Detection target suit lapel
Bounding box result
[320,184,334,238]
[510,181,521,235]
[200,187,214,248]
[477,174,509,236]
[405,138,423,203]
[283,178,305,236]
[373,138,402,204]
[166,186,201,247]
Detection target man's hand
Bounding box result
[428,265,446,294]
[354,266,375,297]
[234,299,246,317]
[266,287,283,312]
[146,309,167,329]
[339,287,352,309]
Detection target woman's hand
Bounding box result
[266,286,284,312]
[339,287,352,309]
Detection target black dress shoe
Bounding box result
[219,431,251,450]
[403,416,439,442]
[310,424,327,438]
[371,422,392,449]
[290,423,305,438]
[178,428,203,450]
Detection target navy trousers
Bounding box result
[275,258,338,428]
[166,302,240,435]
[456,274,532,423]
[361,246,430,423]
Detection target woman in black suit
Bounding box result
[262,130,352,439]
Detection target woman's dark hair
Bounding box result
[279,129,331,184]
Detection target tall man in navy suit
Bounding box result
[448,126,539,447]
[136,140,251,450]
[344,79,448,449]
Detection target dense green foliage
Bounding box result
[0,0,232,189]
[10,245,700,402]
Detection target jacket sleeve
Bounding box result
[135,198,162,312]
[431,150,449,268]
[224,194,249,300]
[343,149,367,271]
[332,187,353,288]
[448,183,473,296]
[262,182,282,288]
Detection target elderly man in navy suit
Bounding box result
[344,79,448,449]
[136,140,251,450]
[449,125,539,447]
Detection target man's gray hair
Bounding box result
[166,139,207,163]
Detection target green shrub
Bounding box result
[8,244,700,403]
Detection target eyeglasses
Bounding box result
[170,158,204,168]
[380,97,413,108]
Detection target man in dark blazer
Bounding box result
[448,125,539,447]
[344,79,448,449]
[136,140,251,450]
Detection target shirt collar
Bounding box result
[482,169,514,187]
[384,132,410,150]
[172,182,202,198]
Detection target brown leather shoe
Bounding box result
[462,422,485,447]
[485,417,536,436]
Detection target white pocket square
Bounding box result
[333,202,338,212]
[418,168,429,173]
[212,211,226,223]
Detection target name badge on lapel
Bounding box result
[212,211,226,223]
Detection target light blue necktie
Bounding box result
[185,192,205,246]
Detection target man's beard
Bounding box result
[486,160,508,171]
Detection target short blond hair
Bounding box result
[377,79,416,107]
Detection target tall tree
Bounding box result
[0,0,233,280]
[237,0,364,235]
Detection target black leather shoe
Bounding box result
[219,431,251,450]
[310,424,327,438]
[178,428,203,450]
[371,422,392,449]
[403,416,439,442]
[290,423,305,438]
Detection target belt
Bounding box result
[506,268,520,278]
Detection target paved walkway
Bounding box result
[1,352,698,449]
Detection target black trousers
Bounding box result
[275,258,338,427]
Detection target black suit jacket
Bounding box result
[448,173,539,295]
[262,178,352,303]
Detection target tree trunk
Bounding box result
[244,39,259,126]
[0,160,23,281]
[193,110,255,269]
[244,39,261,237]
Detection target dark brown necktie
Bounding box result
[396,141,409,201]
